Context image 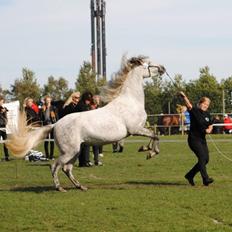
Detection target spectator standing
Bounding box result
[40,96,58,160]
[223,114,232,134]
[24,97,40,126]
[179,106,191,133]
[0,96,10,161]
[77,91,93,167]
[212,115,223,134]
[183,106,190,131]
[61,91,92,167]
[90,95,103,166]
[61,92,81,118]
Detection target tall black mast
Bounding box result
[90,0,106,80]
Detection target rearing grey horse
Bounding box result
[6,55,165,192]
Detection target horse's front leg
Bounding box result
[133,128,159,159]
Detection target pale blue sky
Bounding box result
[0,0,232,89]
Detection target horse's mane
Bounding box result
[101,55,147,102]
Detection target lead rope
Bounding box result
[208,134,232,162]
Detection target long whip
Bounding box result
[165,71,180,89]
[208,134,232,162]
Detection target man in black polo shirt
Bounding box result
[179,91,214,186]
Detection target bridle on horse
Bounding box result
[143,63,166,78]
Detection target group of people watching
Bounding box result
[1,91,103,166]
[211,113,232,134]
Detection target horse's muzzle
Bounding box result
[158,65,166,75]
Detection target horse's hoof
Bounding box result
[146,154,151,159]
[154,149,160,154]
[138,145,148,152]
[78,185,88,191]
[57,187,67,193]
[146,151,157,160]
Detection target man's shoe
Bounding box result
[79,163,91,167]
[5,157,10,161]
[203,178,214,186]
[185,174,195,186]
[87,162,93,167]
[94,161,103,166]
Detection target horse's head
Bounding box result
[128,56,166,79]
[143,60,166,79]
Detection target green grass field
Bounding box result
[0,135,232,232]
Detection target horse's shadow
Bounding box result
[9,185,55,193]
[4,180,186,193]
[26,163,51,167]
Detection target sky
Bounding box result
[0,0,232,90]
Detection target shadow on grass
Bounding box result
[26,163,51,167]
[87,180,187,190]
[8,185,84,193]
[9,185,56,193]
[2,181,186,193]
[126,180,186,186]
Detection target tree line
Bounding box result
[1,61,232,114]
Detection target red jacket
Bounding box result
[31,103,39,113]
[224,117,232,130]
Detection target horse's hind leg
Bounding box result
[134,128,160,159]
[62,164,88,191]
[51,161,66,192]
[146,138,160,160]
[138,139,153,152]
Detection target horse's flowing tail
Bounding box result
[6,112,54,158]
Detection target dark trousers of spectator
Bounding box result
[186,136,209,181]
[92,145,100,164]
[99,145,103,154]
[0,130,9,160]
[44,130,54,159]
[79,143,90,166]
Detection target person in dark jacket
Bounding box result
[90,95,103,166]
[76,91,93,167]
[24,97,40,126]
[62,91,93,167]
[180,91,214,186]
[40,96,58,160]
[61,92,81,118]
[0,96,10,161]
